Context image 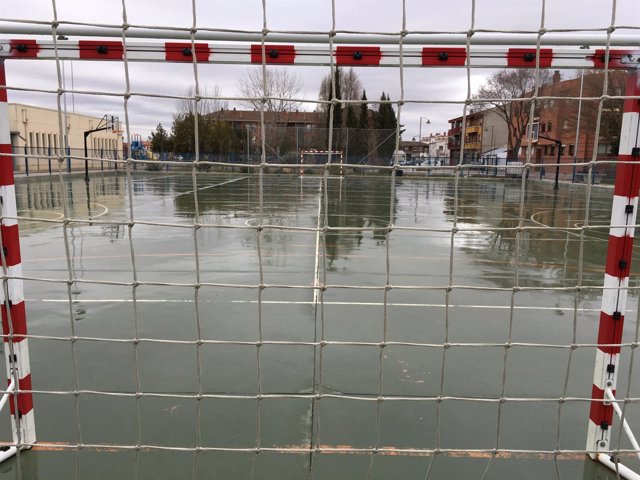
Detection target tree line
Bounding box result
[149,65,622,163]
[148,67,402,162]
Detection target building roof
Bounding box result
[400,140,428,148]
[8,102,112,122]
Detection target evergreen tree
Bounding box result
[358,90,368,129]
[331,68,343,149]
[170,113,241,155]
[376,92,397,157]
[351,90,369,158]
[149,123,170,156]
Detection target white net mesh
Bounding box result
[0,1,640,479]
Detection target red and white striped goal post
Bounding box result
[0,59,36,463]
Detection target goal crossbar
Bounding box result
[0,40,639,69]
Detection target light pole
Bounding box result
[486,125,495,152]
[540,133,563,190]
[419,117,430,142]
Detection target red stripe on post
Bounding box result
[623,71,640,114]
[335,46,381,66]
[165,42,211,62]
[1,301,27,343]
[597,311,624,354]
[422,47,467,66]
[613,156,640,197]
[591,49,638,69]
[0,144,14,187]
[8,374,33,416]
[250,44,295,64]
[589,384,614,425]
[78,40,123,60]
[9,40,40,59]
[507,48,553,68]
[0,61,6,103]
[604,234,633,278]
[0,224,21,267]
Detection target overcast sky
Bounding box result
[1,0,639,141]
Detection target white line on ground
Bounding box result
[312,182,323,306]
[28,298,606,312]
[173,176,250,198]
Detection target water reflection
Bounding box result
[325,176,396,267]
[172,174,398,266]
[442,180,619,291]
[15,173,629,295]
[15,175,126,234]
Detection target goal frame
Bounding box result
[0,30,640,476]
[299,149,344,176]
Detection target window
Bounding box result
[569,144,575,156]
[563,119,569,129]
[547,121,552,132]
[550,144,556,156]
[560,145,566,156]
[528,122,540,141]
[541,122,546,133]
[597,143,610,155]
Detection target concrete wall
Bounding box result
[480,109,509,154]
[8,103,123,173]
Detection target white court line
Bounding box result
[28,298,607,312]
[89,202,109,220]
[312,183,323,306]
[16,210,65,221]
[173,176,250,198]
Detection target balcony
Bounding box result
[448,127,461,136]
[466,125,482,134]
[464,142,481,150]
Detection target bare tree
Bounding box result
[474,69,552,157]
[318,67,363,115]
[561,70,626,156]
[175,84,228,118]
[238,68,304,120]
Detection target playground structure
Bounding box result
[127,133,148,161]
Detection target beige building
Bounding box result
[424,132,450,160]
[8,103,123,173]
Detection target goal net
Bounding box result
[300,150,343,175]
[0,2,639,480]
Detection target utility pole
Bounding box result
[540,133,563,190]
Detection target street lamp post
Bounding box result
[419,117,430,142]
